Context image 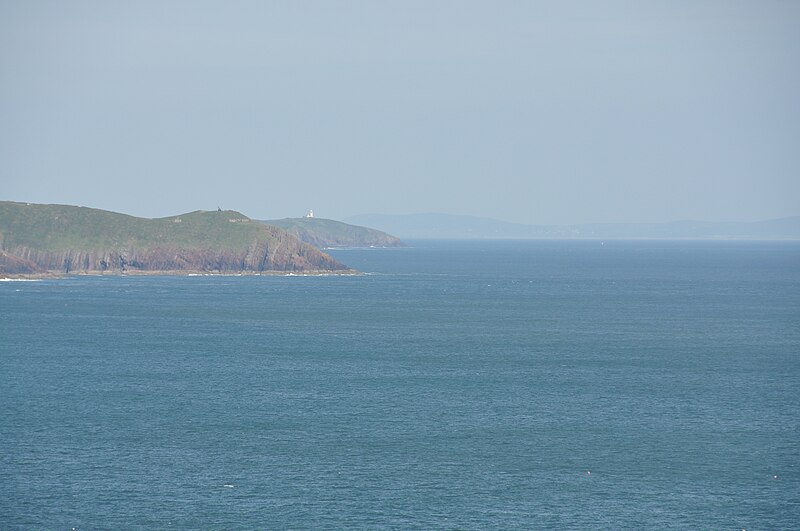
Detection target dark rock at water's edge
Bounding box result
[0,201,351,276]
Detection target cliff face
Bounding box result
[2,240,342,274]
[0,250,40,274]
[0,202,349,275]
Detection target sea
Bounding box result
[2,240,798,529]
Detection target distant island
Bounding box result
[0,201,353,277]
[345,213,800,240]
[260,216,404,249]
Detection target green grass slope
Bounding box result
[261,217,404,249]
[0,202,348,275]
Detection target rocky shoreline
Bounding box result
[2,269,361,280]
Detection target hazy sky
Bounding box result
[2,1,798,224]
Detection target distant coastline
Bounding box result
[345,213,800,241]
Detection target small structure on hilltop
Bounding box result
[305,209,314,218]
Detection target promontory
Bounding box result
[0,201,352,276]
[260,216,404,249]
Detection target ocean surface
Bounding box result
[2,240,798,529]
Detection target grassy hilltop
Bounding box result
[262,217,404,249]
[0,201,348,275]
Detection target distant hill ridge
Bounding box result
[345,213,800,240]
[261,217,404,249]
[0,201,349,275]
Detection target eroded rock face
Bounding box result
[0,241,346,274]
[0,250,39,274]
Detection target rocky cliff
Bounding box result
[0,202,349,275]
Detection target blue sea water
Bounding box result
[1,240,798,529]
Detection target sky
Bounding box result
[1,1,798,225]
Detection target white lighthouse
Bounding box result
[305,209,314,218]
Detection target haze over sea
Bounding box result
[2,240,798,529]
